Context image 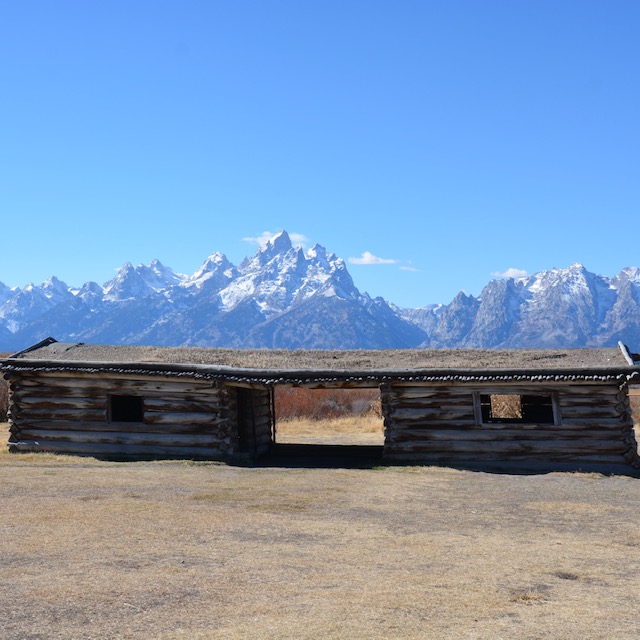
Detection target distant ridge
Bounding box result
[1,232,640,351]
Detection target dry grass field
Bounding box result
[276,415,384,445]
[2,418,640,640]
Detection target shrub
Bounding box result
[275,387,380,421]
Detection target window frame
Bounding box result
[472,391,560,426]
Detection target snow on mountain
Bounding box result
[0,277,74,334]
[103,260,185,301]
[219,231,359,315]
[0,234,639,351]
[0,281,15,306]
[510,263,616,347]
[184,252,237,291]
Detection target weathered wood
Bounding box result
[386,427,627,442]
[559,405,623,418]
[11,395,108,410]
[390,382,618,396]
[13,407,106,421]
[559,395,623,407]
[388,406,476,421]
[143,398,224,413]
[15,419,230,436]
[558,416,630,427]
[382,451,631,464]
[17,375,217,395]
[11,384,224,401]
[143,411,221,425]
[386,419,627,432]
[384,439,628,454]
[8,440,228,459]
[386,398,477,411]
[17,428,230,447]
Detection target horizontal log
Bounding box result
[385,416,632,430]
[382,450,631,464]
[12,396,108,410]
[8,440,228,459]
[388,406,475,421]
[12,418,230,433]
[559,416,629,427]
[389,383,617,396]
[559,395,623,407]
[386,398,476,410]
[16,407,106,422]
[11,387,221,403]
[11,384,225,402]
[17,429,231,447]
[386,419,626,432]
[17,375,217,395]
[13,419,230,436]
[559,406,623,419]
[143,411,221,426]
[384,439,628,454]
[385,419,477,430]
[386,427,627,442]
[143,398,224,413]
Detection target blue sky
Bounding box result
[2,1,639,308]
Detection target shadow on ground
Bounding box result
[248,443,385,469]
[242,443,640,476]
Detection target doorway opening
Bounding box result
[273,386,384,447]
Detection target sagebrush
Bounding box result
[274,387,380,420]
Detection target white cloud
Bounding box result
[400,265,420,272]
[491,267,529,279]
[242,230,309,249]
[242,231,275,246]
[289,232,309,248]
[348,251,399,265]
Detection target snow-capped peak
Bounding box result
[185,252,237,290]
[617,266,640,285]
[103,260,184,301]
[42,276,71,297]
[264,230,292,254]
[244,230,293,268]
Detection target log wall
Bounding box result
[5,371,238,459]
[381,382,640,469]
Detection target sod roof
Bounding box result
[1,338,639,385]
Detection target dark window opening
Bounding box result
[480,394,554,424]
[110,395,144,422]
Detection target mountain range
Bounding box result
[1,230,639,352]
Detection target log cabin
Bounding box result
[2,337,640,473]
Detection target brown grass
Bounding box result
[2,421,640,639]
[276,415,384,445]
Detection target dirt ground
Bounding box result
[2,422,640,640]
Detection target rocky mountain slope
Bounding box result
[1,232,639,351]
